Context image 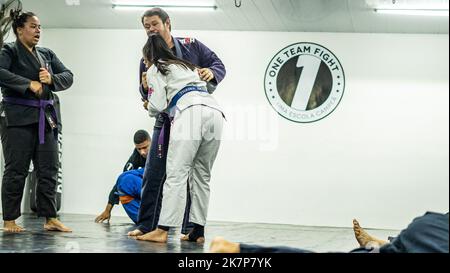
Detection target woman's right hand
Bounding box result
[29,81,43,97]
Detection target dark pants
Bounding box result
[137,125,193,234]
[1,119,58,221]
[240,244,315,253]
[240,212,449,253]
[240,244,368,253]
[380,211,449,253]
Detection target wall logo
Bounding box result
[264,42,345,123]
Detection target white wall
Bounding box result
[2,29,448,230]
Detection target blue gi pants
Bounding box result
[136,125,193,234]
[116,169,144,224]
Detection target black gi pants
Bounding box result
[1,118,58,221]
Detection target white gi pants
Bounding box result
[159,105,223,227]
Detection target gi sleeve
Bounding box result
[122,149,139,172]
[195,39,226,86]
[0,44,31,94]
[146,66,168,117]
[47,49,74,92]
[108,184,120,205]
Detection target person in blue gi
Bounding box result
[135,34,224,243]
[128,7,226,240]
[95,130,151,224]
[110,168,144,225]
[0,12,73,233]
[209,212,449,253]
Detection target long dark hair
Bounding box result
[143,34,197,76]
[12,11,36,36]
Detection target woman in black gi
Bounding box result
[0,11,73,232]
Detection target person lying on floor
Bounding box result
[210,212,449,253]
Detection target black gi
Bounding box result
[0,40,73,220]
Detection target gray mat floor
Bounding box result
[0,213,399,253]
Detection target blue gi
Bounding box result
[116,168,144,224]
[137,36,226,234]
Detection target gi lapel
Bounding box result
[34,48,51,97]
[172,36,183,59]
[16,41,51,97]
[14,40,41,71]
[35,47,49,70]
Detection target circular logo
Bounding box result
[264,42,345,123]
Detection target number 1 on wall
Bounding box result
[291,55,321,110]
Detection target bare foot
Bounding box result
[44,218,72,232]
[136,228,168,243]
[210,237,240,253]
[353,219,388,248]
[127,229,144,237]
[3,221,26,233]
[181,233,205,244]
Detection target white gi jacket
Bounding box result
[146,63,222,117]
[145,63,224,228]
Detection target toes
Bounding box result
[180,233,205,243]
[353,220,361,229]
[3,226,25,233]
[128,230,143,236]
[44,224,71,232]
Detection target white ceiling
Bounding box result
[18,0,449,34]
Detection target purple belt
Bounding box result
[2,97,58,144]
[156,86,207,159]
[157,112,171,159]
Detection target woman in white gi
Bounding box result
[136,34,224,243]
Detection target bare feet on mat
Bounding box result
[136,228,168,243]
[44,218,72,232]
[127,229,144,237]
[181,233,205,244]
[210,237,240,253]
[353,219,388,248]
[3,221,26,233]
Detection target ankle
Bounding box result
[189,224,205,241]
[158,225,170,231]
[4,220,17,226]
[46,217,60,224]
[193,223,205,234]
